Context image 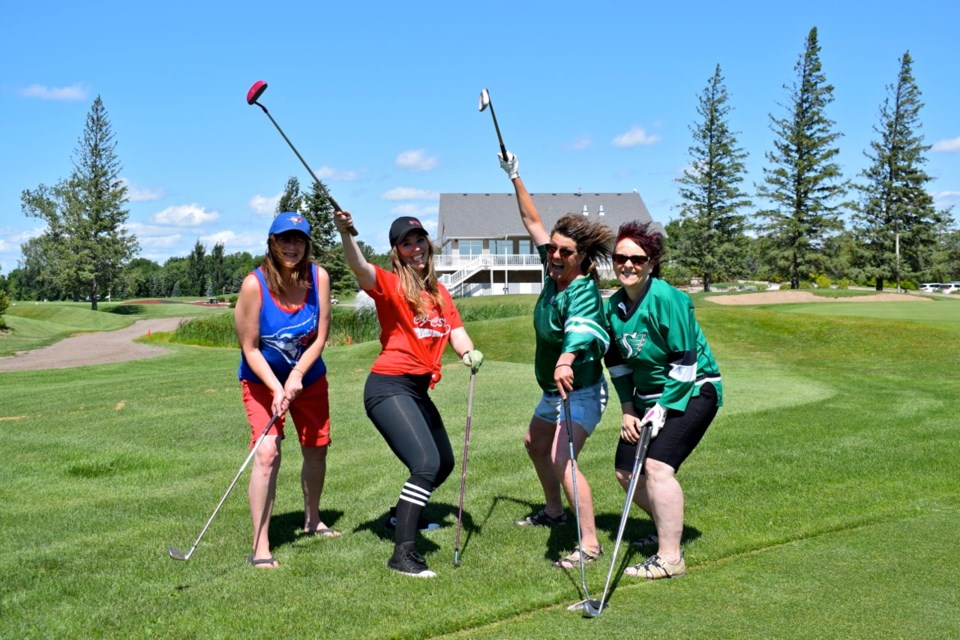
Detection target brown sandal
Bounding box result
[552,546,602,569]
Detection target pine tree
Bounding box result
[852,51,938,290]
[185,240,207,297]
[208,242,229,296]
[675,64,751,291]
[757,27,847,289]
[20,96,138,309]
[275,177,355,295]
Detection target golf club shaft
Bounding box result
[170,412,280,560]
[562,397,591,601]
[453,371,477,565]
[487,102,508,160]
[595,423,653,611]
[256,105,358,236]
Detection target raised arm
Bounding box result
[334,210,377,291]
[499,152,550,246]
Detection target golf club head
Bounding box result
[582,598,607,618]
[453,550,461,567]
[247,80,268,105]
[168,546,189,561]
[478,88,490,112]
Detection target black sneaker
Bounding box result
[514,508,568,527]
[387,548,436,578]
[385,507,441,532]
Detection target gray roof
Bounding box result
[438,192,662,244]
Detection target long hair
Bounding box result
[260,234,313,294]
[552,213,614,283]
[389,239,444,315]
[615,220,664,279]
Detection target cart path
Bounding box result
[0,317,187,372]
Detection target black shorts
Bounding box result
[615,382,719,473]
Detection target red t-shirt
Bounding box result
[366,265,463,382]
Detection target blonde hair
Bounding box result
[553,213,614,283]
[389,239,444,315]
[260,234,313,294]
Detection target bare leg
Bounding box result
[248,435,281,567]
[630,458,684,563]
[301,444,339,535]
[554,421,600,557]
[524,417,565,517]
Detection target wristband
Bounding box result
[555,364,573,369]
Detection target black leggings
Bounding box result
[364,373,455,491]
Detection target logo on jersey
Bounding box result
[413,313,451,340]
[618,331,648,359]
[261,318,317,364]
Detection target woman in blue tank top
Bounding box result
[235,212,338,568]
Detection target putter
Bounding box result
[586,422,654,618]
[246,80,357,236]
[560,397,600,616]
[478,88,509,162]
[168,412,281,561]
[453,370,477,566]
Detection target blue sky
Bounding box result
[2,1,958,274]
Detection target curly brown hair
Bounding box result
[552,213,614,283]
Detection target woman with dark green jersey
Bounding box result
[603,220,723,580]
[499,151,613,569]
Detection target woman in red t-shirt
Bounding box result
[335,211,483,578]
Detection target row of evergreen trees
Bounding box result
[4,27,957,306]
[668,27,957,291]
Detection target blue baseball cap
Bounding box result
[269,212,311,238]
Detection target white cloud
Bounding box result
[933,191,960,207]
[201,230,264,253]
[567,136,593,150]
[151,204,220,226]
[18,83,89,101]
[249,193,281,215]
[312,166,360,181]
[612,126,661,148]
[120,178,164,202]
[381,187,439,201]
[137,233,183,249]
[932,137,960,152]
[395,149,438,172]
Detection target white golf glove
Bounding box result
[461,349,484,373]
[499,152,519,179]
[640,403,667,439]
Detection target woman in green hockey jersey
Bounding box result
[603,220,723,580]
[499,151,613,569]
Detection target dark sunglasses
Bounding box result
[612,253,652,266]
[546,243,577,258]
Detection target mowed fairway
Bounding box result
[0,294,958,639]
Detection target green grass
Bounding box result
[1,295,958,639]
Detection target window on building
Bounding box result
[490,240,512,255]
[460,240,483,256]
[518,239,534,255]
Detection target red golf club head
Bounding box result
[247,80,268,105]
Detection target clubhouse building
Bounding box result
[436,191,661,297]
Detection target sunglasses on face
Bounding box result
[612,253,652,266]
[546,243,577,258]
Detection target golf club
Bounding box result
[246,80,357,236]
[168,411,281,561]
[560,397,601,616]
[586,422,654,618]
[478,88,509,162]
[453,370,477,566]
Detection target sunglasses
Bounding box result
[612,253,652,266]
[546,243,577,258]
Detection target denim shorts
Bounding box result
[533,377,608,435]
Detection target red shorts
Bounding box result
[241,377,331,448]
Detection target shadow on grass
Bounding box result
[270,509,346,548]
